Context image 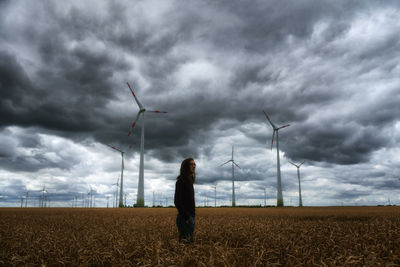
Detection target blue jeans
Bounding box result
[176,214,195,243]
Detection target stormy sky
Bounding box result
[1,0,400,207]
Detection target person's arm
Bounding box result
[174,181,190,220]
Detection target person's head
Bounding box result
[177,158,196,183]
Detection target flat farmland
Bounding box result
[1,207,399,266]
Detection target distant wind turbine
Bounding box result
[73,195,78,208]
[213,185,217,207]
[288,160,305,207]
[20,195,24,208]
[40,185,48,208]
[24,191,29,208]
[221,146,241,207]
[88,187,96,208]
[126,82,168,207]
[112,177,119,208]
[107,144,125,207]
[263,110,290,207]
[263,187,267,207]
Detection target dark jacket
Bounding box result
[174,177,195,220]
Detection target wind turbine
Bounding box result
[221,146,241,207]
[107,144,125,207]
[288,160,305,207]
[263,110,290,207]
[24,191,29,208]
[88,187,96,208]
[40,185,48,208]
[112,177,119,208]
[213,185,217,207]
[263,187,267,207]
[87,189,91,208]
[74,195,79,208]
[126,82,168,207]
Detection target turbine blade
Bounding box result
[128,111,142,136]
[278,124,290,130]
[288,160,296,167]
[128,142,136,149]
[233,161,241,169]
[147,110,168,114]
[220,160,232,166]
[126,82,144,109]
[262,110,276,128]
[107,144,123,153]
[270,130,275,150]
[106,144,114,149]
[299,160,306,167]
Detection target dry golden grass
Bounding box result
[1,207,399,266]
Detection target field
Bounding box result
[1,207,400,266]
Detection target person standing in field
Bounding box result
[174,158,196,243]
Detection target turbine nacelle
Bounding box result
[263,110,290,150]
[220,159,232,166]
[288,160,306,168]
[126,82,167,136]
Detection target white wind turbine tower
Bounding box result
[213,185,217,207]
[126,82,168,207]
[87,187,96,208]
[289,160,305,207]
[221,146,241,207]
[24,190,29,208]
[112,177,119,208]
[263,110,290,207]
[107,144,125,207]
[88,187,92,208]
[263,187,267,207]
[40,185,48,208]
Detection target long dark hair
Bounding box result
[177,157,196,184]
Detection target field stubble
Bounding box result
[1,207,399,266]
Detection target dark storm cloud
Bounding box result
[0,152,79,172]
[219,1,357,52]
[1,0,400,175]
[0,51,33,125]
[373,178,400,190]
[0,128,80,172]
[333,166,400,191]
[0,1,187,161]
[0,178,25,196]
[282,123,389,165]
[332,189,371,200]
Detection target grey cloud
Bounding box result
[1,0,397,166]
[0,133,18,158]
[332,189,371,200]
[0,129,80,172]
[1,151,79,173]
[282,122,388,165]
